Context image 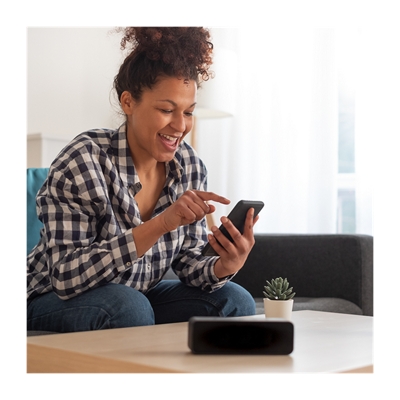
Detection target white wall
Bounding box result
[27,27,124,141]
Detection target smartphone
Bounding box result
[201,200,264,256]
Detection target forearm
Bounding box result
[131,214,169,257]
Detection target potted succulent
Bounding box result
[263,277,296,320]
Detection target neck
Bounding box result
[132,152,158,176]
[126,137,158,178]
[129,144,165,181]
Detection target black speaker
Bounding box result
[188,317,294,355]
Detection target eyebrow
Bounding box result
[157,99,197,108]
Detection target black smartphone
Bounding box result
[201,200,264,256]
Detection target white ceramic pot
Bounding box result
[263,298,294,320]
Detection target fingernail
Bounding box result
[221,216,228,223]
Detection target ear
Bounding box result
[120,91,135,115]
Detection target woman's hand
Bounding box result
[133,190,229,258]
[159,190,230,232]
[209,208,259,279]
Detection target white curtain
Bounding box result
[197,28,338,234]
[354,29,374,236]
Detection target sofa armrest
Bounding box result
[232,234,373,316]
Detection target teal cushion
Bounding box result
[27,168,49,255]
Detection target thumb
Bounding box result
[206,204,216,214]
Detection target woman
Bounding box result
[27,27,257,332]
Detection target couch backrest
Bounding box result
[232,233,373,315]
[27,168,49,255]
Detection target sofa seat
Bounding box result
[254,297,362,316]
[233,234,373,316]
[27,331,57,337]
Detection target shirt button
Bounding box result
[147,264,151,269]
[126,262,132,267]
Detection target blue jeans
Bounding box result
[27,281,256,333]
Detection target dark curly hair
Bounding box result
[113,27,214,102]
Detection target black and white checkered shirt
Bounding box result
[27,124,228,301]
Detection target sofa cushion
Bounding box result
[27,331,57,337]
[254,297,362,316]
[27,168,49,255]
[163,268,364,316]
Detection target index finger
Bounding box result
[192,190,231,205]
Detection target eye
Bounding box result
[159,109,173,114]
[185,112,194,117]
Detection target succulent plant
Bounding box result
[263,277,296,300]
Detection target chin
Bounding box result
[157,153,176,163]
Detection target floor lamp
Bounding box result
[190,47,237,230]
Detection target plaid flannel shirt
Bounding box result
[27,124,229,301]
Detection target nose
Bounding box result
[169,113,187,133]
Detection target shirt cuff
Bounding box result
[108,229,138,271]
[209,259,236,283]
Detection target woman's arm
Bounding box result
[132,190,230,257]
[43,167,228,299]
[40,168,139,300]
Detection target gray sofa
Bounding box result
[233,233,373,316]
[165,233,373,316]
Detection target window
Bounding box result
[336,30,357,234]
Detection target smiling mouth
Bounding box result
[159,133,180,147]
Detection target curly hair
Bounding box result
[113,27,214,102]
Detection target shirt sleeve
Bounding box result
[170,219,235,292]
[38,162,139,300]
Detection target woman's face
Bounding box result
[122,76,197,164]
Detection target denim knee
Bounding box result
[217,282,256,317]
[91,284,155,329]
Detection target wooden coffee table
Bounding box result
[27,310,373,373]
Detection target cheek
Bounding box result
[139,115,164,135]
[153,114,170,130]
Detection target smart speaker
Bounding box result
[188,317,294,355]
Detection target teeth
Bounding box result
[160,134,178,141]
